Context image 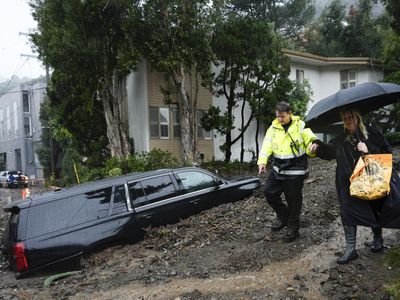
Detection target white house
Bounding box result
[212,49,385,161]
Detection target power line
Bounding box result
[0,57,30,99]
[0,86,46,96]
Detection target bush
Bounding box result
[104,148,181,176]
[108,167,122,177]
[59,149,181,186]
[385,132,400,146]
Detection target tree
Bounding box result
[30,0,139,160]
[382,0,400,34]
[304,0,346,56]
[341,0,387,58]
[202,16,292,162]
[302,0,388,58]
[379,0,400,131]
[132,0,214,163]
[229,0,315,39]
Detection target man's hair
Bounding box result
[275,101,291,113]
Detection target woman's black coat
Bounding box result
[317,126,400,228]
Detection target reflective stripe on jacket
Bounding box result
[257,115,317,176]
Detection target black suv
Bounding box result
[1,167,260,278]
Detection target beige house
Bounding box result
[126,59,214,161]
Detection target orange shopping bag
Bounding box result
[349,154,392,200]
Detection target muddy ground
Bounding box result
[1,157,400,300]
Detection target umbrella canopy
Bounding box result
[305,82,400,130]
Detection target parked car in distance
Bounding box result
[0,170,29,188]
[1,167,260,278]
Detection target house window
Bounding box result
[24,116,31,137]
[14,102,18,137]
[0,153,6,170]
[149,107,170,139]
[6,106,10,139]
[340,70,357,89]
[197,110,212,140]
[172,108,181,138]
[296,69,304,83]
[159,107,169,139]
[0,109,3,141]
[22,90,30,113]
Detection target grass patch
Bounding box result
[385,246,400,269]
[384,247,400,299]
[386,279,400,299]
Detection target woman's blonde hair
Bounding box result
[340,110,369,140]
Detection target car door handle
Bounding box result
[190,198,201,205]
[144,213,154,219]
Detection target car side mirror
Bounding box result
[214,178,224,186]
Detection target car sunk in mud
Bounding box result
[1,167,260,278]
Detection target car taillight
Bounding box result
[12,242,28,272]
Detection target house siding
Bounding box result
[127,60,214,161]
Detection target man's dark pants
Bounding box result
[263,173,304,230]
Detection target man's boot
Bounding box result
[337,225,358,264]
[271,215,287,232]
[370,227,383,253]
[284,227,299,242]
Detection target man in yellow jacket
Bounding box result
[258,102,319,242]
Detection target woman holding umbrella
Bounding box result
[312,109,400,264]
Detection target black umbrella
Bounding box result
[305,82,400,130]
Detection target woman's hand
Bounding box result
[357,142,369,154]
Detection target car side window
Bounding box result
[111,185,128,215]
[84,188,113,220]
[141,175,177,204]
[175,171,216,193]
[128,181,147,208]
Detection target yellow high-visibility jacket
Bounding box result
[257,116,317,178]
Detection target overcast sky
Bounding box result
[0,0,45,81]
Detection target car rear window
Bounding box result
[27,187,112,237]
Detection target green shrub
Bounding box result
[385,132,400,146]
[107,167,123,177]
[103,148,181,177]
[140,148,181,170]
